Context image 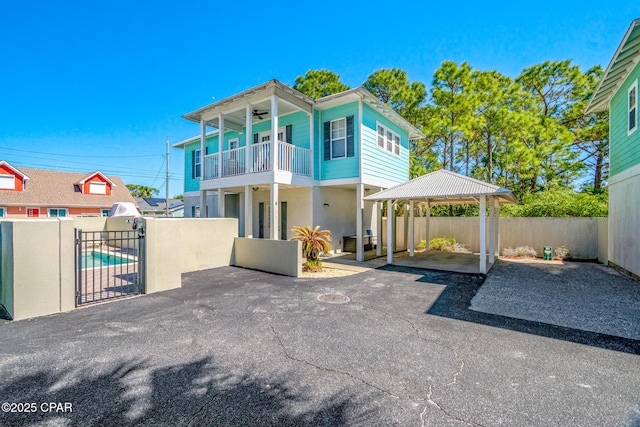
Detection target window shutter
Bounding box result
[205,146,209,155]
[323,121,331,161]
[253,133,258,144]
[191,150,196,179]
[286,125,292,143]
[346,115,354,157]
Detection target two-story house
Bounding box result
[0,160,137,218]
[174,80,422,261]
[586,18,640,278]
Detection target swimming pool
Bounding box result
[81,251,135,269]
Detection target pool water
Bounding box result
[81,251,134,269]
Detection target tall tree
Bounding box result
[427,61,476,172]
[516,60,584,191]
[126,184,159,198]
[292,69,350,99]
[363,68,426,126]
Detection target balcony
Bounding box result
[203,141,311,180]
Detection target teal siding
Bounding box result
[361,103,409,184]
[319,102,359,180]
[182,111,311,191]
[611,61,640,176]
[184,141,201,192]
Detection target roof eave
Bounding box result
[586,18,640,114]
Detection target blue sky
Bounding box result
[1,1,637,196]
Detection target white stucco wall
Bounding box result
[608,165,640,277]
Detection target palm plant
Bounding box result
[290,225,332,271]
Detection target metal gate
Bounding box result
[75,223,145,306]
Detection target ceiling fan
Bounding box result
[252,109,269,120]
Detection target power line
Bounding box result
[0,145,162,159]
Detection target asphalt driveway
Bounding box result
[0,264,639,426]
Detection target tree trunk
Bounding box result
[594,148,603,192]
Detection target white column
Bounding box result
[246,105,252,174]
[425,201,431,250]
[489,196,495,264]
[387,200,394,264]
[356,184,364,262]
[409,200,415,256]
[494,198,500,258]
[271,95,279,171]
[479,195,487,274]
[245,185,253,238]
[218,188,225,218]
[270,182,279,240]
[199,190,206,218]
[218,114,224,177]
[309,111,315,179]
[200,119,206,157]
[376,201,383,257]
[403,204,409,250]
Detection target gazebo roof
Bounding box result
[364,169,518,205]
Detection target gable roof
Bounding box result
[178,80,424,143]
[315,87,424,139]
[74,171,116,187]
[0,160,30,181]
[0,166,136,208]
[135,197,183,212]
[586,18,640,114]
[364,169,517,205]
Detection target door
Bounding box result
[258,202,264,238]
[280,202,287,240]
[27,208,40,217]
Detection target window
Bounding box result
[376,122,401,156]
[0,174,15,190]
[629,80,637,135]
[89,182,107,195]
[191,205,200,218]
[330,118,347,159]
[27,208,39,217]
[192,149,201,178]
[0,207,5,217]
[101,209,110,217]
[48,208,68,217]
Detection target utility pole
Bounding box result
[165,136,170,217]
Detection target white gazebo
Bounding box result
[364,169,517,274]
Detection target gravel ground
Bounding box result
[470,259,640,340]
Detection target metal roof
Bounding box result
[363,169,517,205]
[586,19,640,114]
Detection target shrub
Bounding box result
[502,246,538,257]
[429,237,456,252]
[451,243,472,254]
[500,189,608,217]
[303,259,323,272]
[554,246,570,260]
[416,240,427,250]
[291,225,332,271]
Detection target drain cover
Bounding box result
[317,293,350,304]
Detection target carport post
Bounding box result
[479,195,487,274]
[489,196,495,264]
[425,200,430,250]
[376,201,383,257]
[494,198,500,258]
[387,199,394,264]
[409,200,415,256]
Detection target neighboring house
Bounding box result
[174,79,422,260]
[135,197,185,217]
[0,161,137,218]
[586,18,640,278]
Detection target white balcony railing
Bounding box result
[203,153,219,179]
[278,141,311,176]
[202,141,311,180]
[222,146,246,176]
